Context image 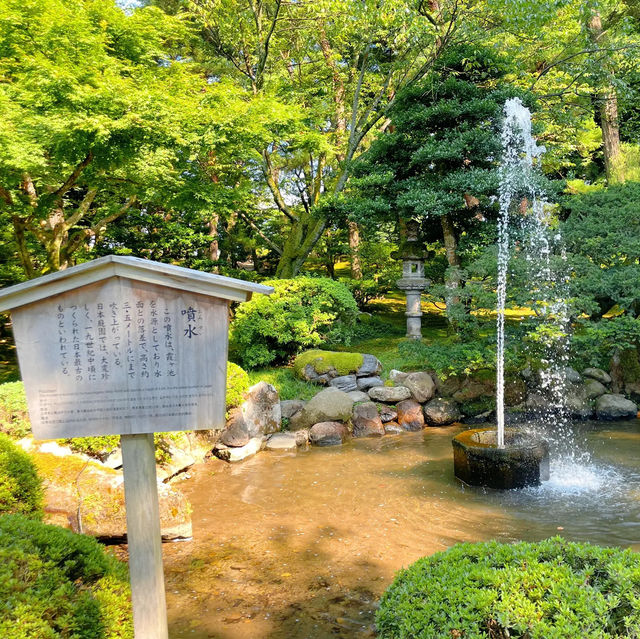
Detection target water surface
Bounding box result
[164,421,640,639]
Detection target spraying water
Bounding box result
[496,98,548,448]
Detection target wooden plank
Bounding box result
[121,433,169,639]
[12,278,229,439]
[0,255,273,312]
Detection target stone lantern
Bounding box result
[392,221,430,340]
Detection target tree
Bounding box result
[0,0,276,277]
[187,0,481,277]
[350,46,528,329]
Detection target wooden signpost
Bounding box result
[0,255,272,639]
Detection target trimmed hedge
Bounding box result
[230,277,359,369]
[0,433,43,517]
[0,514,132,638]
[377,537,640,639]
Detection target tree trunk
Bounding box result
[208,213,220,271]
[441,213,462,314]
[348,221,362,279]
[587,11,625,184]
[275,216,326,278]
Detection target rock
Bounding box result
[504,378,527,406]
[384,422,404,435]
[595,394,638,420]
[265,433,298,451]
[565,386,593,419]
[242,382,281,437]
[31,451,191,540]
[585,379,607,399]
[389,369,408,384]
[156,431,217,482]
[289,388,354,430]
[301,364,331,385]
[368,386,411,403]
[294,429,310,447]
[453,375,494,403]
[396,399,425,431]
[356,354,383,377]
[220,410,250,447]
[377,404,398,423]
[582,367,612,385]
[214,437,262,462]
[281,399,306,419]
[309,422,349,446]
[356,376,384,391]
[462,410,494,426]
[329,375,358,393]
[562,366,582,385]
[403,372,436,403]
[424,398,461,426]
[102,449,123,469]
[347,390,371,403]
[352,402,385,438]
[436,374,464,397]
[525,392,548,412]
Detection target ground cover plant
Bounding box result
[0,514,132,639]
[377,537,640,639]
[0,433,42,517]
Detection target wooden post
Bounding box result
[121,434,169,639]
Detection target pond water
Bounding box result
[163,421,640,639]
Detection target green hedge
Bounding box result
[377,537,640,639]
[0,381,30,439]
[230,277,359,369]
[0,514,132,638]
[0,433,43,518]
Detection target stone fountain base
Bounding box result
[452,427,549,489]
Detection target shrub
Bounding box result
[0,381,30,439]
[377,537,640,639]
[229,277,359,368]
[226,361,249,411]
[0,514,132,639]
[0,433,43,517]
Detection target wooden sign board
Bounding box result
[0,256,273,639]
[12,277,228,439]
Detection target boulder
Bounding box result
[356,354,383,377]
[289,388,354,430]
[213,437,262,462]
[564,385,593,420]
[368,386,411,403]
[389,369,408,384]
[329,375,358,393]
[294,429,310,447]
[241,382,281,437]
[348,390,371,403]
[396,399,425,431]
[403,372,436,403]
[220,410,250,447]
[157,431,218,482]
[377,404,398,423]
[309,421,349,447]
[356,376,384,391]
[504,378,527,406]
[453,376,494,403]
[31,451,191,540]
[265,433,298,451]
[384,422,404,435]
[424,398,461,426]
[561,366,582,385]
[281,399,306,419]
[436,374,464,397]
[525,392,548,412]
[352,402,385,438]
[583,367,612,385]
[585,379,607,399]
[595,394,638,420]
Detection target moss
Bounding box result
[459,397,494,416]
[620,347,640,384]
[293,350,364,378]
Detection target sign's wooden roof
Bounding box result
[0,255,273,312]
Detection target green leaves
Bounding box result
[377,538,640,639]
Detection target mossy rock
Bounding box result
[293,350,366,382]
[29,448,192,540]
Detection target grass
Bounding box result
[247,367,319,401]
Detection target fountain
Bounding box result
[453,98,554,489]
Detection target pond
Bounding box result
[163,420,640,639]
